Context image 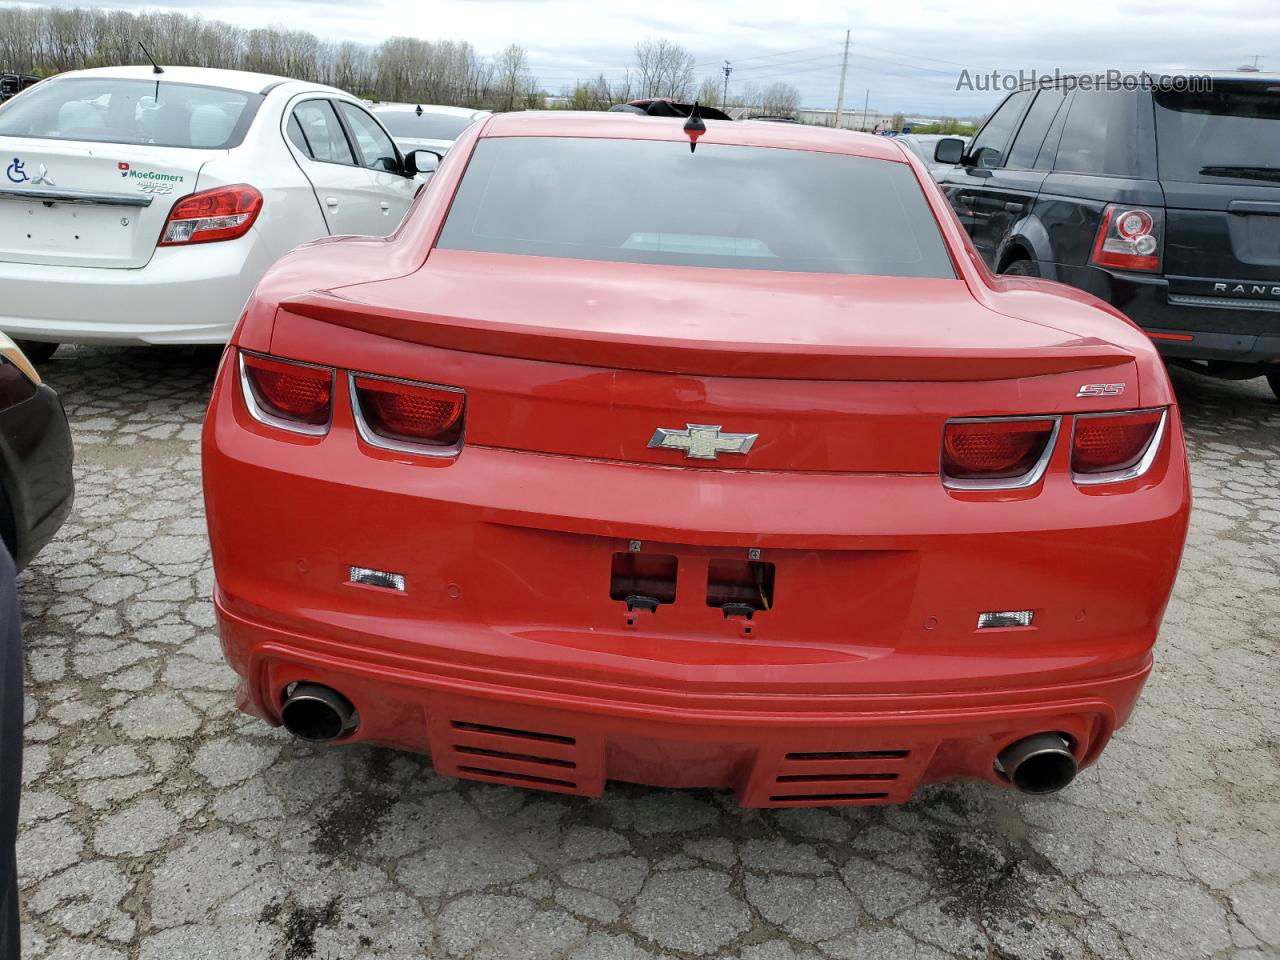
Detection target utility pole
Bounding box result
[721,60,733,110]
[861,89,870,132]
[833,30,850,129]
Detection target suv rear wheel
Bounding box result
[1000,258,1040,277]
[1267,370,1280,402]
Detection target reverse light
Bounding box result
[1090,203,1163,272]
[942,417,1059,489]
[1071,409,1166,484]
[239,352,333,435]
[351,373,466,455]
[978,610,1034,629]
[160,184,263,245]
[349,566,406,591]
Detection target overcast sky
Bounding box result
[8,0,1279,115]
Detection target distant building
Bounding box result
[794,108,902,131]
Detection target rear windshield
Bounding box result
[0,77,262,149]
[378,111,476,141]
[436,137,955,278]
[1154,84,1280,184]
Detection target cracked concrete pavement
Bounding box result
[15,346,1280,960]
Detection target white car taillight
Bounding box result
[1089,204,1163,272]
[160,184,263,246]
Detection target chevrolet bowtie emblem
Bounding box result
[648,424,758,460]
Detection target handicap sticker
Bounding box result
[5,157,27,183]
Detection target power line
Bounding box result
[841,38,970,68]
[735,50,958,84]
[694,41,843,68]
[736,61,848,84]
[729,53,847,74]
[839,50,958,77]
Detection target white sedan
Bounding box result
[0,65,435,357]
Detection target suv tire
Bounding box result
[1001,259,1040,277]
[1267,370,1280,403]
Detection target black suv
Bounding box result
[932,74,1280,399]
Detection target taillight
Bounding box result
[1090,203,1162,272]
[941,417,1058,489]
[351,373,466,455]
[1071,409,1165,483]
[239,351,333,434]
[160,184,263,245]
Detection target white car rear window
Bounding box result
[379,112,477,141]
[0,77,262,149]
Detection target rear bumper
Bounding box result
[0,230,269,345]
[1052,263,1280,363]
[204,356,1190,804]
[0,384,73,569]
[218,593,1152,806]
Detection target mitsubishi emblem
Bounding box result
[648,424,758,460]
[31,163,54,187]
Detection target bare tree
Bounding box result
[759,82,801,118]
[521,75,544,110]
[494,43,529,111]
[633,38,695,100]
[564,72,615,111]
[0,7,43,73]
[696,75,721,108]
[610,69,635,104]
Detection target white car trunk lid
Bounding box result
[0,140,212,268]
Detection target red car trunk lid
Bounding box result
[282,251,1134,382]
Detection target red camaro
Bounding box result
[203,112,1190,806]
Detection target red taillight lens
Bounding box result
[1090,203,1163,272]
[353,375,465,452]
[942,418,1056,482]
[1071,409,1164,476]
[160,184,263,245]
[240,352,332,429]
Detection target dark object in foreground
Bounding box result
[0,544,20,960]
[0,345,74,570]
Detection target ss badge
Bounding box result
[1076,383,1126,398]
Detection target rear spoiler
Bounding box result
[280,291,1135,382]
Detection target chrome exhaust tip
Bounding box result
[997,733,1077,795]
[280,683,356,743]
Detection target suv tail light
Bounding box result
[351,373,465,456]
[239,352,333,434]
[160,184,263,245]
[1090,204,1163,272]
[1071,409,1166,484]
[942,417,1059,489]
